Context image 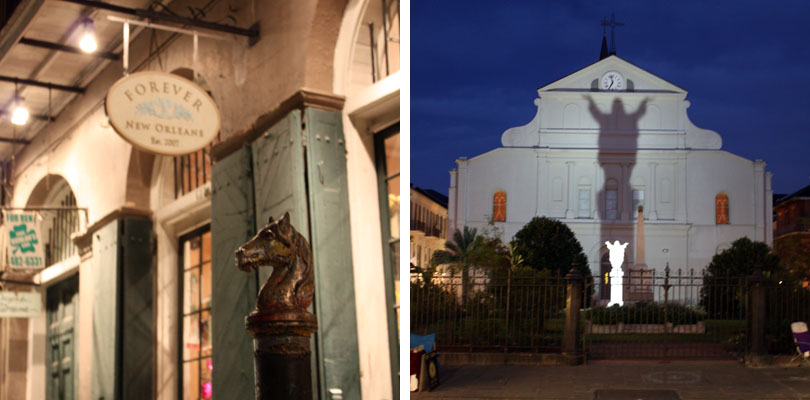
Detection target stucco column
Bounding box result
[676,155,687,222]
[448,169,458,235]
[541,159,550,217]
[620,163,631,220]
[534,152,541,217]
[565,161,575,219]
[649,162,658,220]
[636,207,645,265]
[753,160,766,242]
[592,161,600,219]
[765,172,773,244]
[455,158,468,230]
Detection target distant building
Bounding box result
[773,182,810,280]
[774,183,810,238]
[410,185,448,270]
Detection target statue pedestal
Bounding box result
[607,267,624,307]
[625,264,654,303]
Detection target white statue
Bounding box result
[605,240,629,307]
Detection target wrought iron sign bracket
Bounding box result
[60,0,260,44]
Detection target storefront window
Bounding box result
[374,122,399,396]
[180,228,212,400]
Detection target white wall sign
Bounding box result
[0,291,41,317]
[3,211,45,270]
[105,71,221,156]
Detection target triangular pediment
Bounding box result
[538,55,686,94]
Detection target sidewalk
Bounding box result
[411,361,810,399]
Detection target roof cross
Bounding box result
[600,13,624,55]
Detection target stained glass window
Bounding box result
[493,191,506,222]
[716,193,729,224]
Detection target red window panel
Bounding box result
[493,191,507,222]
[716,193,729,224]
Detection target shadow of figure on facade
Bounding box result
[584,95,649,302]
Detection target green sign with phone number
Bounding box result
[3,211,45,270]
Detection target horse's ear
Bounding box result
[268,216,275,224]
[281,211,291,225]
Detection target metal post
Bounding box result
[236,213,317,400]
[562,264,583,365]
[368,22,376,83]
[381,0,390,77]
[663,263,671,333]
[504,266,511,351]
[747,267,767,365]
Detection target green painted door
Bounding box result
[46,274,79,400]
[119,218,154,399]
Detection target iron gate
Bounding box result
[582,266,748,360]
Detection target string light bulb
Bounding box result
[78,17,97,53]
[10,82,28,126]
[11,101,29,126]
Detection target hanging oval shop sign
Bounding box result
[105,71,221,156]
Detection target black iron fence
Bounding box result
[411,267,810,360]
[584,267,747,360]
[411,270,568,352]
[763,279,810,354]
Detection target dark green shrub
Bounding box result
[586,303,706,325]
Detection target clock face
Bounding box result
[601,71,624,91]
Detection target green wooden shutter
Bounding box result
[211,145,257,400]
[252,110,309,271]
[91,221,119,400]
[119,218,154,399]
[305,107,361,400]
[252,110,323,396]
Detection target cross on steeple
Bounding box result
[600,13,624,56]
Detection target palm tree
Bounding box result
[431,226,480,304]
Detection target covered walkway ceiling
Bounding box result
[0,0,257,164]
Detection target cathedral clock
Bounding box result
[600,71,624,91]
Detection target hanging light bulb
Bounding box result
[11,101,29,126]
[10,81,28,126]
[78,17,97,53]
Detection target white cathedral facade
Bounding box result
[447,55,773,280]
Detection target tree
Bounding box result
[430,226,481,303]
[703,237,781,278]
[510,217,590,276]
[700,237,782,318]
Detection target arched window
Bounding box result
[716,193,729,224]
[493,191,506,222]
[600,252,611,300]
[605,179,618,220]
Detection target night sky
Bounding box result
[411,1,810,197]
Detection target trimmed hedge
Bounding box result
[585,303,706,325]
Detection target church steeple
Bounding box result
[599,29,609,60]
[600,13,624,57]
